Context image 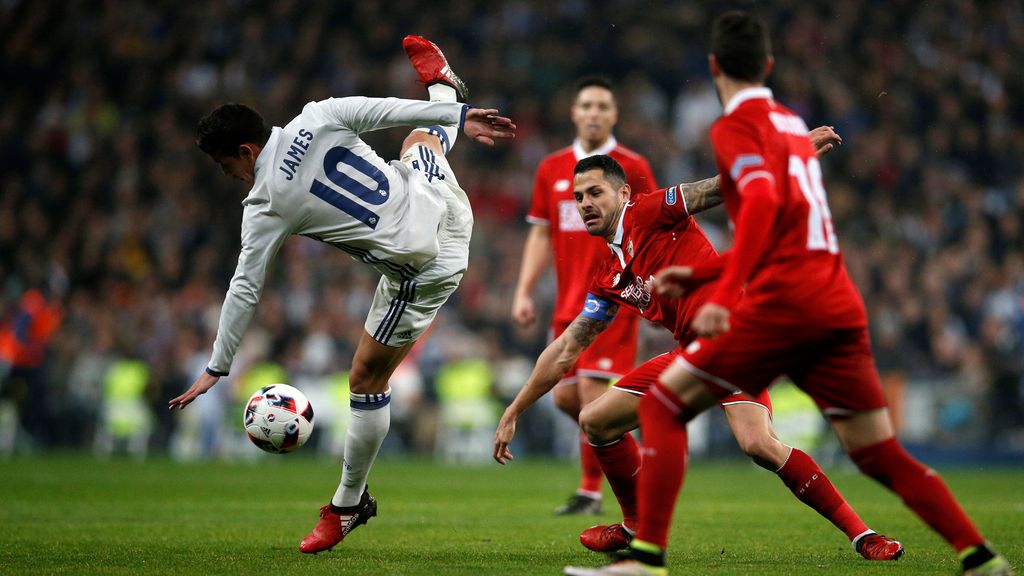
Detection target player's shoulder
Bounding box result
[540,145,576,165]
[610,143,647,163]
[712,105,769,141]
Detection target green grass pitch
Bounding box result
[0,455,1019,575]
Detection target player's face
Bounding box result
[214,144,260,186]
[573,169,628,240]
[572,87,618,144]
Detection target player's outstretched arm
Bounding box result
[682,126,840,216]
[681,175,724,216]
[168,371,219,410]
[463,108,516,146]
[810,125,842,157]
[493,314,609,464]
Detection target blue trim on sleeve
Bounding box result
[580,293,619,322]
[459,104,469,131]
[206,367,229,377]
[729,154,764,180]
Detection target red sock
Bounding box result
[777,448,869,540]
[850,438,984,551]
[592,434,641,526]
[634,382,690,549]
[579,432,604,495]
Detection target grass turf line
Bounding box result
[0,455,1020,575]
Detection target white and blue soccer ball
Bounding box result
[243,384,314,454]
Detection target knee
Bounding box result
[579,406,615,445]
[849,437,907,485]
[552,386,580,419]
[736,431,786,470]
[401,131,443,156]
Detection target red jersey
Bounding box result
[584,187,720,344]
[708,87,866,327]
[528,137,657,324]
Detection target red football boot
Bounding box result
[580,523,634,552]
[402,35,469,100]
[299,487,377,554]
[856,532,905,561]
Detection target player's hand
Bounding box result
[493,410,518,465]
[809,125,842,157]
[168,371,219,411]
[692,303,731,338]
[463,108,516,146]
[511,292,537,328]
[654,266,695,299]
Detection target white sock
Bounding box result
[332,389,391,508]
[424,84,459,154]
[428,83,457,102]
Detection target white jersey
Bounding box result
[208,96,468,374]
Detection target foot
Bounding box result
[855,532,905,561]
[564,558,667,576]
[555,492,603,516]
[299,487,377,554]
[581,523,634,552]
[402,35,469,101]
[962,544,1014,576]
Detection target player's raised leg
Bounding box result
[834,408,1013,575]
[403,35,466,156]
[722,400,903,560]
[299,331,413,553]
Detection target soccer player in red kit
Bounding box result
[513,77,656,515]
[498,153,902,563]
[566,11,1013,576]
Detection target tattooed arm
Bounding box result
[681,175,724,216]
[680,126,841,218]
[493,314,610,464]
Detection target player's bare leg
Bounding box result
[300,332,413,553]
[552,376,610,515]
[723,402,903,560]
[833,409,1012,575]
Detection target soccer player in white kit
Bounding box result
[168,36,516,553]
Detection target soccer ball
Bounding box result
[242,384,314,453]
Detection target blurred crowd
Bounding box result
[1,0,1022,458]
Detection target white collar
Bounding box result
[573,135,618,160]
[607,202,630,267]
[724,87,774,115]
[253,126,282,179]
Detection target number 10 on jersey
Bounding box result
[789,155,839,254]
[309,146,391,229]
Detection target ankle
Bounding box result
[629,539,666,567]
[959,543,996,571]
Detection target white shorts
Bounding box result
[364,144,473,347]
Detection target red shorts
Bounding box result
[679,316,886,417]
[612,349,772,412]
[551,311,639,386]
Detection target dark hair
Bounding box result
[711,11,772,83]
[574,154,626,188]
[196,103,272,158]
[574,75,615,97]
